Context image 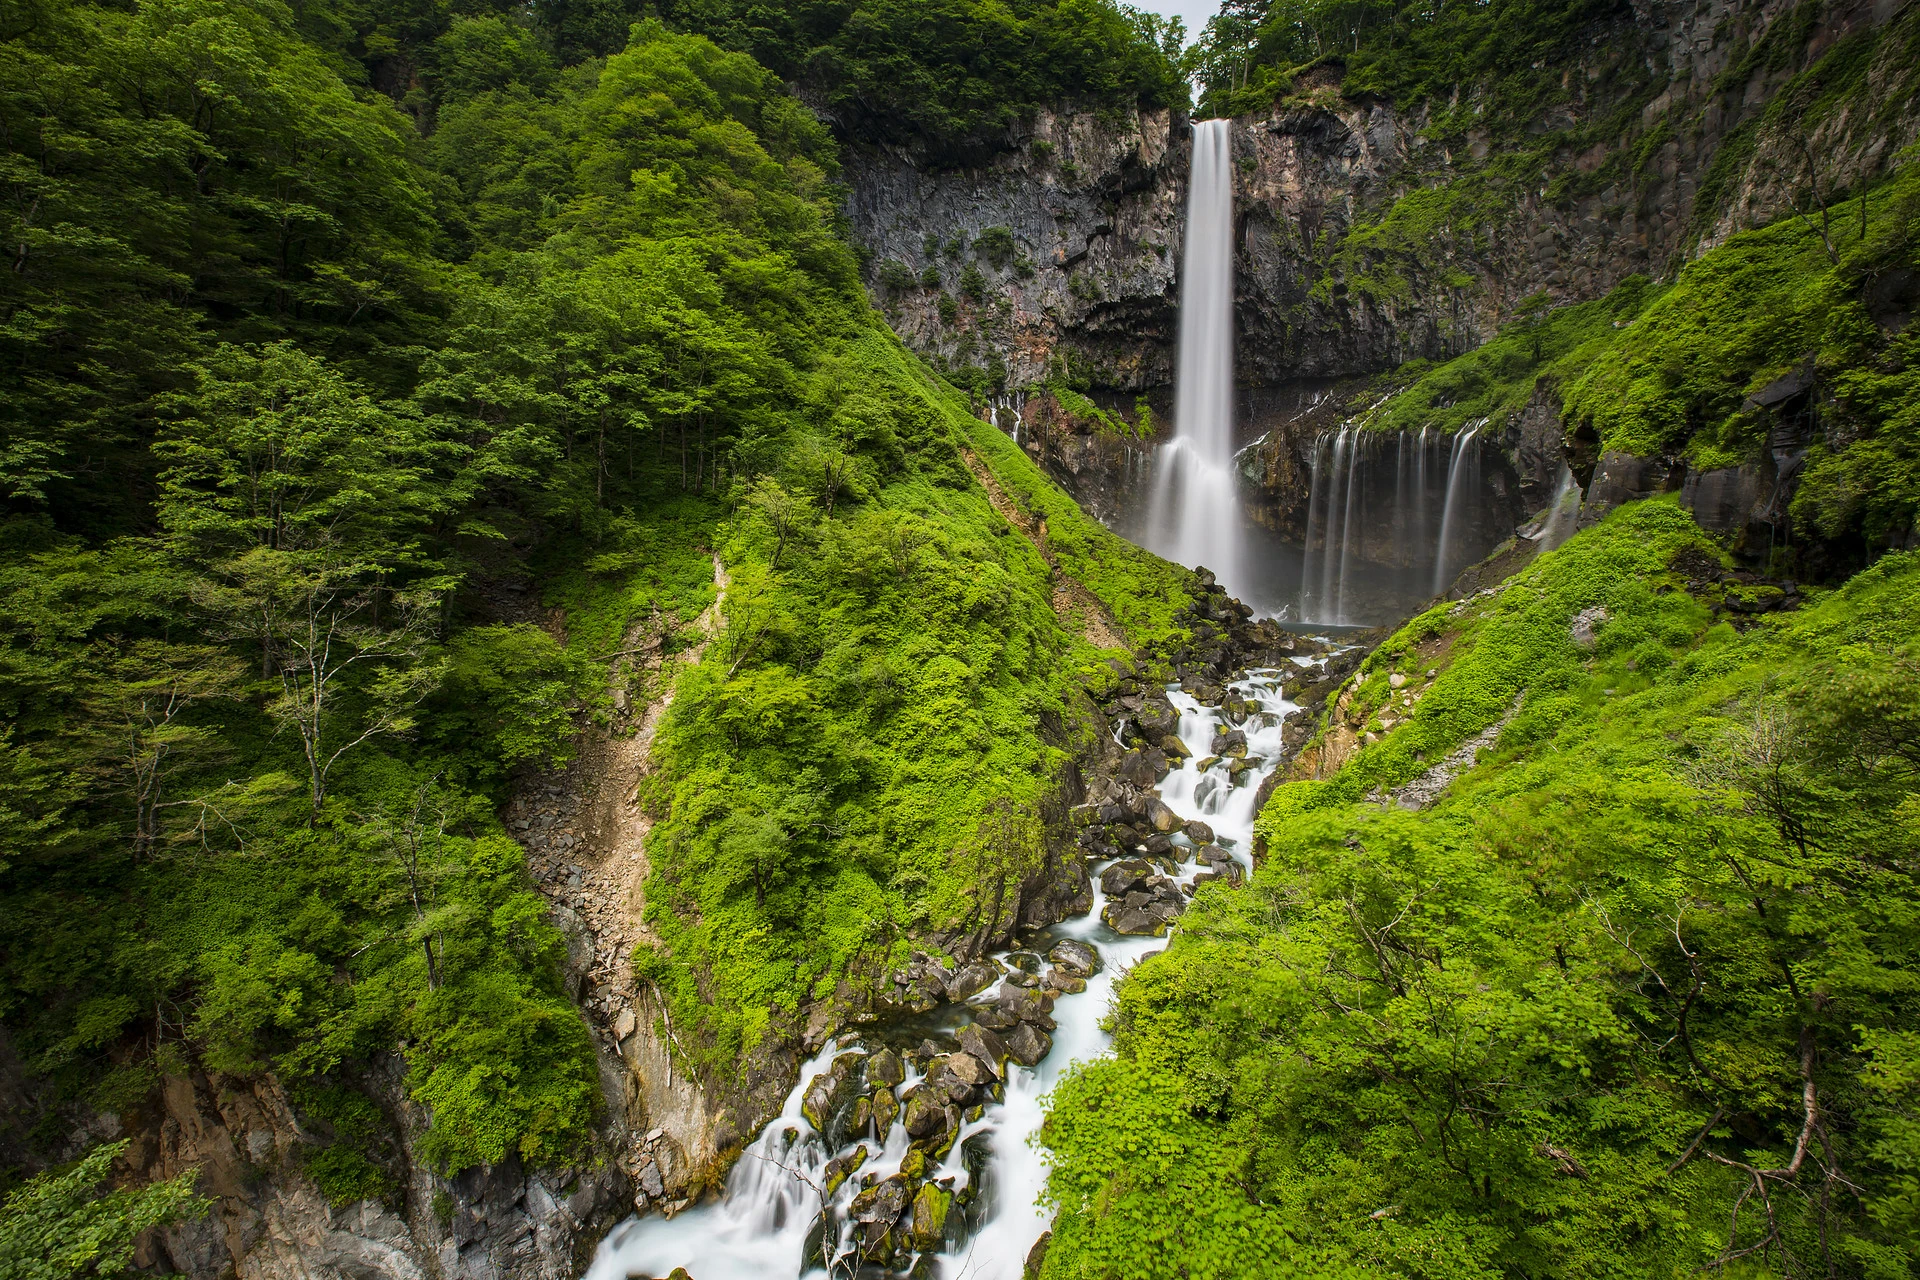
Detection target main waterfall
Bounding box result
[1141,119,1241,592]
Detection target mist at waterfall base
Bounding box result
[585,670,1314,1280]
[1105,409,1521,628]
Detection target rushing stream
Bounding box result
[585,660,1319,1280]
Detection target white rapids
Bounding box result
[584,662,1318,1280]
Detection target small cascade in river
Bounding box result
[1140,119,1242,594]
[585,659,1328,1280]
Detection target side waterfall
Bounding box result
[1298,424,1487,626]
[1432,420,1485,594]
[1143,119,1241,592]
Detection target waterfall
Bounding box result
[1532,464,1583,554]
[1291,422,1512,626]
[1143,119,1240,590]
[1432,421,1484,595]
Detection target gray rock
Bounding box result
[1210,726,1248,757]
[901,1087,947,1140]
[1004,1022,1053,1068]
[868,1048,906,1088]
[1048,939,1100,976]
[850,1175,910,1225]
[945,960,1002,1002]
[1570,606,1610,648]
[1099,859,1152,896]
[955,1024,1007,1074]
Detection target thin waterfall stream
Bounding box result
[1140,118,1242,596]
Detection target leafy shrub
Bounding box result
[974,225,1016,269]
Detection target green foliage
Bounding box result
[974,225,1017,270]
[2,0,1199,1183]
[427,626,596,784]
[1356,163,1920,556]
[0,0,439,521]
[634,328,1191,1071]
[0,1140,208,1280]
[291,1082,399,1206]
[1362,279,1658,439]
[1193,0,1629,129]
[1045,513,1920,1277]
[429,15,555,102]
[593,0,1189,160]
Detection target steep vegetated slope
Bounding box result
[0,0,1194,1268]
[1041,502,1920,1277]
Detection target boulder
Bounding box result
[850,1175,910,1224]
[1043,967,1087,993]
[871,1086,899,1135]
[945,1052,995,1088]
[1210,726,1248,758]
[1116,752,1156,787]
[800,1055,858,1132]
[1136,696,1180,736]
[1162,735,1192,759]
[1182,819,1215,845]
[636,1158,665,1199]
[1102,876,1186,935]
[909,1181,954,1251]
[997,984,1056,1025]
[869,1048,906,1088]
[1049,938,1100,976]
[955,1024,1007,1073]
[944,961,1001,1003]
[1004,1021,1053,1067]
[1099,859,1152,896]
[901,1086,947,1140]
[1571,606,1609,648]
[823,1145,869,1196]
[973,1005,1020,1030]
[1146,799,1182,833]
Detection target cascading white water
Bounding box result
[1432,421,1484,595]
[1143,119,1241,592]
[584,664,1319,1280]
[1532,464,1583,554]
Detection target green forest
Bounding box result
[4,0,1919,1275]
[0,0,1186,1224]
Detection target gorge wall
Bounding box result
[845,0,1920,559]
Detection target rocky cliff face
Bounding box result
[844,105,1189,390]
[853,0,1917,389]
[846,0,1920,539]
